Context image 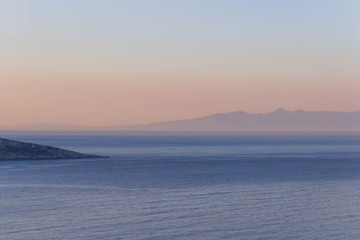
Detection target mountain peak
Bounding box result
[271,108,289,114]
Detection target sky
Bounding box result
[1,0,359,126]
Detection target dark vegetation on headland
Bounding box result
[0,137,107,160]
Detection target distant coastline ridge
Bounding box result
[1,108,360,132]
[114,108,360,132]
[0,138,107,160]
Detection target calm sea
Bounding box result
[1,133,360,239]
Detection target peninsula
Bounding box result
[0,137,107,160]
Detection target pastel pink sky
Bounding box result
[1,1,359,126]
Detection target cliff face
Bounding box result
[0,138,106,160]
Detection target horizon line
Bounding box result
[1,108,360,129]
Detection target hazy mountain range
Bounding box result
[119,108,360,132]
[2,108,360,132]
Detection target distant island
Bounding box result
[117,108,360,132]
[1,108,360,132]
[0,138,107,160]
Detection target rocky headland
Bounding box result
[0,137,107,160]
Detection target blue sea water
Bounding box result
[0,133,360,239]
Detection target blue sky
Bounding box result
[0,0,359,126]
